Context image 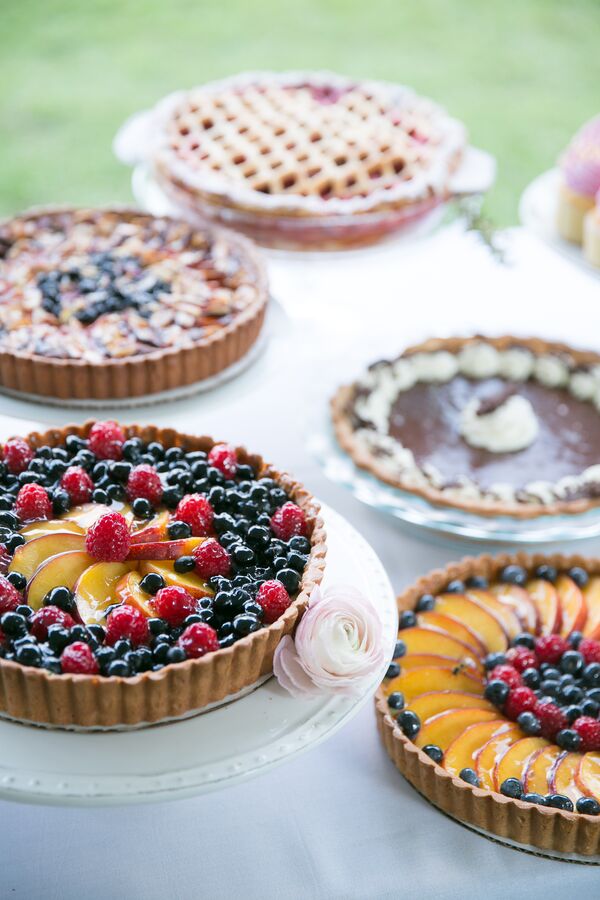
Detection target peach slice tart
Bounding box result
[377,553,600,858]
[0,421,326,728]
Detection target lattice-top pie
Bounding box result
[117,71,467,249]
[0,207,267,401]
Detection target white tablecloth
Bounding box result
[1,225,600,899]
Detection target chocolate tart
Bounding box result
[0,207,268,401]
[116,71,466,250]
[375,552,600,857]
[332,336,600,519]
[0,422,326,729]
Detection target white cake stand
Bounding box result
[0,503,396,807]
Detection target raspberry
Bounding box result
[127,464,163,506]
[178,622,219,658]
[29,606,75,641]
[3,438,34,474]
[535,634,569,665]
[505,645,538,673]
[153,585,195,625]
[175,494,213,536]
[85,512,131,562]
[0,575,22,614]
[579,638,600,665]
[60,466,94,504]
[208,443,238,479]
[192,538,230,578]
[535,701,568,740]
[61,641,99,675]
[256,579,291,624]
[270,502,307,541]
[573,716,600,751]
[88,421,125,460]
[14,483,52,521]
[105,604,149,646]
[488,664,522,689]
[504,686,537,720]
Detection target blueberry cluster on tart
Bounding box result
[0,208,267,401]
[376,554,600,856]
[332,336,600,519]
[0,421,325,728]
[116,71,466,250]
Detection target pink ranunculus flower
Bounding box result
[273,584,385,698]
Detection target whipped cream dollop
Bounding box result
[460,391,539,453]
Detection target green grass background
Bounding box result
[1,0,599,224]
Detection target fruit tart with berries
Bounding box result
[0,420,325,728]
[376,554,600,856]
[0,207,267,401]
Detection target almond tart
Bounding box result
[0,420,326,729]
[376,552,600,857]
[332,335,600,519]
[116,71,467,250]
[0,207,268,401]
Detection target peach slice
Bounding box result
[398,627,484,669]
[417,611,485,656]
[491,583,538,634]
[575,752,600,801]
[524,745,563,794]
[583,577,600,640]
[493,737,549,791]
[9,531,86,580]
[556,575,587,638]
[466,589,522,641]
[61,502,134,529]
[115,570,155,618]
[20,519,85,542]
[551,751,585,803]
[397,653,475,672]
[526,579,561,635]
[475,725,522,789]
[444,719,511,778]
[139,560,213,599]
[74,562,133,624]
[130,511,170,545]
[27,550,95,610]
[408,691,496,723]
[433,594,509,654]
[384,666,484,702]
[126,537,205,561]
[414,708,498,750]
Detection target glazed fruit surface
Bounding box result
[383,562,600,816]
[0,421,314,679]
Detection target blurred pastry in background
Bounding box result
[556,115,600,244]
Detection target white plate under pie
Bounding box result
[0,503,397,806]
[519,168,599,279]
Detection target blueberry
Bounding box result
[387,691,404,711]
[288,536,310,554]
[415,594,435,612]
[52,490,71,514]
[132,497,153,519]
[165,447,184,464]
[233,614,261,636]
[219,633,236,649]
[535,564,557,583]
[521,792,547,806]
[6,533,25,553]
[541,665,560,680]
[568,567,589,588]
[399,610,417,630]
[556,729,581,751]
[277,568,300,593]
[15,604,32,619]
[0,611,28,638]
[106,483,124,502]
[87,624,106,643]
[484,679,509,706]
[15,643,42,667]
[466,575,488,589]
[422,744,443,764]
[581,699,600,718]
[569,631,583,649]
[583,663,600,687]
[69,624,89,643]
[140,573,165,595]
[233,544,255,566]
[517,712,541,735]
[167,520,192,540]
[522,667,540,689]
[166,646,186,664]
[135,647,153,672]
[92,488,108,504]
[43,586,77,615]
[560,651,584,676]
[546,793,574,812]
[459,768,479,787]
[152,642,170,663]
[0,512,18,530]
[385,662,400,679]
[107,659,130,677]
[113,639,132,658]
[484,652,506,670]
[561,684,585,705]
[500,778,523,799]
[576,797,600,815]
[47,625,70,653]
[514,633,535,650]
[565,705,584,724]
[6,571,27,591]
[174,555,196,574]
[163,487,183,509]
[587,688,600,704]
[397,710,420,738]
[500,565,527,586]
[393,640,406,659]
[446,579,465,594]
[242,601,262,619]
[286,551,307,573]
[147,442,165,461]
[540,679,560,698]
